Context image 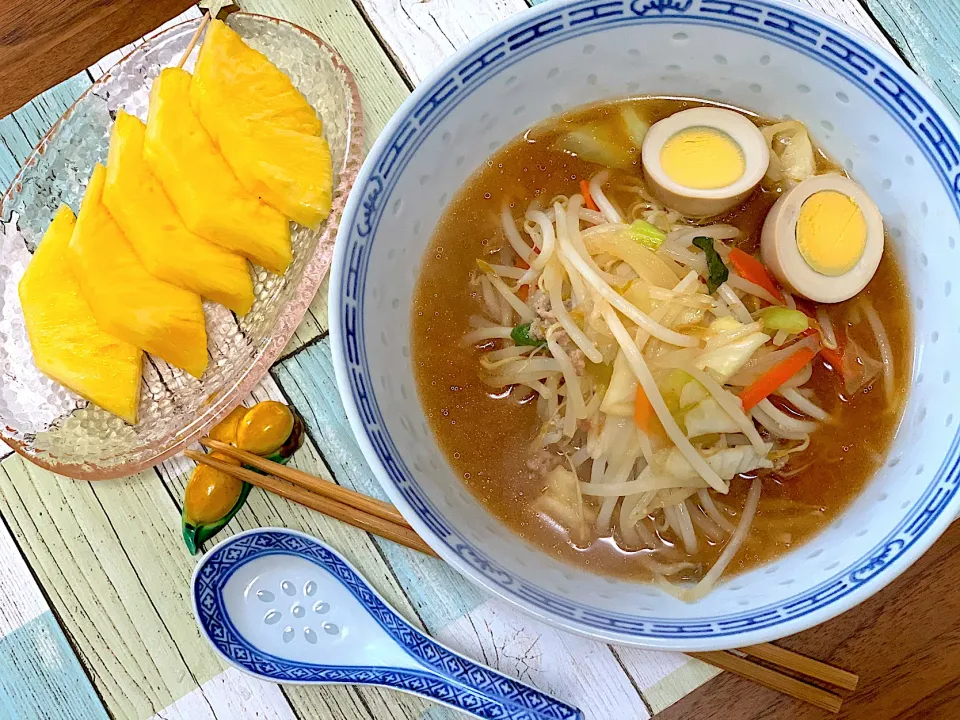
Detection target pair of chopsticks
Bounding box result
[187,440,437,556]
[187,440,858,712]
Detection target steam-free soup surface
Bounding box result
[412,97,910,582]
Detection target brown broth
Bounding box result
[411,97,912,582]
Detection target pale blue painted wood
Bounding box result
[0,74,108,720]
[0,72,91,188]
[860,0,960,115]
[272,339,489,632]
[0,612,107,720]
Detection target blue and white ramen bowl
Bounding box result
[330,0,960,650]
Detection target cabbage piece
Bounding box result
[600,350,637,416]
[658,368,692,415]
[684,397,741,437]
[679,380,709,408]
[710,316,742,333]
[660,446,773,483]
[583,225,679,289]
[762,121,816,186]
[554,124,635,169]
[621,105,650,148]
[671,305,707,328]
[696,332,771,381]
[535,466,596,544]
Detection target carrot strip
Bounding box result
[729,248,785,304]
[580,179,599,212]
[634,385,653,433]
[739,347,818,411]
[513,255,531,301]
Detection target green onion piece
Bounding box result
[629,219,667,250]
[692,236,729,294]
[511,322,545,347]
[757,307,810,334]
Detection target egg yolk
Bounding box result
[796,191,867,276]
[659,126,746,190]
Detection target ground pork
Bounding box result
[554,329,586,375]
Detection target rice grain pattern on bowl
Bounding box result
[330,0,960,651]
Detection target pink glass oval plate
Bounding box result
[0,13,362,479]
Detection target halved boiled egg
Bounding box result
[760,174,883,303]
[641,108,769,217]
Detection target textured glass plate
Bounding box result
[0,13,362,479]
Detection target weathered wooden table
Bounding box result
[0,1,956,718]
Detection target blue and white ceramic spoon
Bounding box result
[192,528,583,720]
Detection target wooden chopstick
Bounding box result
[690,651,843,713]
[185,450,438,557]
[201,438,409,527]
[741,642,858,691]
[188,442,857,710]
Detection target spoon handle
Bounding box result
[375,656,584,720]
[388,624,583,720]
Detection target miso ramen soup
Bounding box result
[412,97,910,600]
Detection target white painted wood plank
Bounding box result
[354,0,527,85]
[435,599,650,720]
[152,668,296,720]
[86,6,203,80]
[0,515,47,636]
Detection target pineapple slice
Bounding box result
[18,205,143,423]
[144,67,291,274]
[69,164,209,379]
[104,111,255,315]
[191,19,321,138]
[212,121,332,229]
[191,20,332,228]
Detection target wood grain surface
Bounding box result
[0,0,195,117]
[0,0,958,718]
[657,520,960,719]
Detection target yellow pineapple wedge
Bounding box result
[69,164,209,379]
[18,205,143,423]
[211,121,332,229]
[191,20,321,137]
[190,20,333,228]
[104,111,255,315]
[144,67,292,274]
